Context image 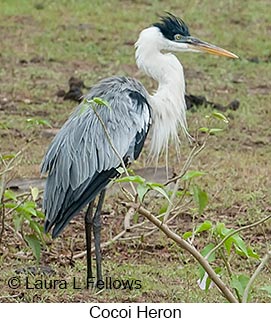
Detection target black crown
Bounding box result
[153,13,190,40]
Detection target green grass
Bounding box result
[0,0,270,303]
[1,249,270,303]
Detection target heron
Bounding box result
[41,13,238,283]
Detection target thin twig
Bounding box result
[217,247,242,302]
[74,207,170,259]
[205,214,271,260]
[163,139,207,222]
[92,105,136,196]
[164,139,207,186]
[0,203,5,244]
[219,249,233,279]
[4,194,31,218]
[163,179,180,223]
[74,214,156,259]
[0,167,15,177]
[5,223,24,242]
[242,250,271,303]
[120,186,135,202]
[119,228,157,241]
[74,229,126,259]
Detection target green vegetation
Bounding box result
[0,0,270,302]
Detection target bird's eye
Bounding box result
[174,34,182,41]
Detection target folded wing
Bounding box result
[41,76,151,237]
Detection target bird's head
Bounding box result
[152,13,238,59]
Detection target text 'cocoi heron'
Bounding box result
[41,13,238,282]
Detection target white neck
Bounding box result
[135,26,188,157]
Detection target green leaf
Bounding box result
[158,203,168,215]
[22,203,37,217]
[4,202,17,209]
[127,168,135,175]
[17,210,32,221]
[1,154,16,160]
[36,210,45,219]
[26,208,37,217]
[232,234,249,257]
[209,128,224,135]
[23,201,36,208]
[200,243,216,262]
[149,185,171,203]
[211,112,229,123]
[182,170,206,181]
[215,222,224,236]
[195,220,212,234]
[201,267,222,291]
[137,184,149,203]
[77,100,90,115]
[13,214,23,232]
[18,201,37,217]
[38,119,51,127]
[247,246,259,259]
[26,118,52,128]
[147,181,164,188]
[199,244,216,281]
[4,189,17,201]
[29,220,43,237]
[214,223,249,255]
[215,222,233,237]
[204,275,212,291]
[192,185,208,215]
[224,236,234,254]
[182,231,192,239]
[230,274,249,298]
[115,175,145,184]
[30,187,39,201]
[25,234,41,263]
[198,127,209,133]
[92,97,110,108]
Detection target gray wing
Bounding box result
[41,76,151,237]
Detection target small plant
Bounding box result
[116,175,170,203]
[26,118,52,129]
[4,187,46,263]
[111,111,271,302]
[0,121,50,264]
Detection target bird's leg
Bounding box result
[93,189,106,283]
[85,200,95,283]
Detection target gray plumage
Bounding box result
[41,76,151,237]
[41,13,238,284]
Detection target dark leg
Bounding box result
[93,189,106,282]
[85,200,95,281]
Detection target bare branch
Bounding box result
[124,201,238,303]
